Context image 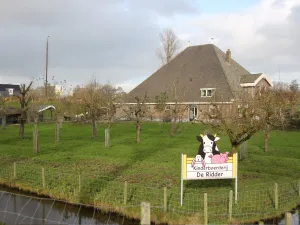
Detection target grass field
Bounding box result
[0,122,299,224]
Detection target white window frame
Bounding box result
[8,88,14,95]
[200,88,215,97]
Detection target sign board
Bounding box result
[180,134,238,206]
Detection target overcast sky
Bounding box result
[0,0,299,92]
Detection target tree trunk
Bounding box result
[1,116,6,129]
[232,145,237,154]
[136,121,140,143]
[170,115,177,136]
[55,120,60,143]
[33,119,38,154]
[105,128,110,147]
[19,120,25,139]
[92,119,97,139]
[264,124,270,152]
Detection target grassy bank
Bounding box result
[0,122,299,224]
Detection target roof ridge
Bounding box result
[211,45,234,99]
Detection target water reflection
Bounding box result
[0,191,139,225]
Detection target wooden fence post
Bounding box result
[141,202,150,225]
[229,190,233,221]
[285,212,292,225]
[78,174,81,193]
[13,162,16,178]
[164,187,167,212]
[42,167,45,188]
[124,181,128,204]
[274,183,278,209]
[105,128,110,147]
[204,193,208,225]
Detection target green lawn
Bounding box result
[0,122,299,224]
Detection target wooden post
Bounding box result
[13,162,16,178]
[285,212,292,225]
[42,167,45,188]
[1,116,6,129]
[141,202,150,225]
[204,193,208,225]
[33,119,38,154]
[163,187,167,212]
[124,181,128,204]
[229,190,233,221]
[274,183,278,209]
[258,221,264,225]
[55,121,60,143]
[105,128,110,147]
[78,174,81,193]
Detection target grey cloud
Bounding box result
[0,0,196,87]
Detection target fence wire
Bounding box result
[0,162,299,224]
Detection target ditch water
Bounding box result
[261,208,299,225]
[0,186,140,225]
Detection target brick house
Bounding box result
[117,44,272,122]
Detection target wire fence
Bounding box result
[0,162,299,224]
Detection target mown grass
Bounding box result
[0,122,299,224]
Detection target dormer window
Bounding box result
[8,88,14,95]
[200,88,215,97]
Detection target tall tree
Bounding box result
[288,79,299,116]
[289,79,299,92]
[17,82,33,139]
[156,28,180,65]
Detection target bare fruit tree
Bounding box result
[204,91,265,153]
[123,93,149,143]
[53,97,70,143]
[156,28,180,65]
[168,78,188,136]
[81,79,104,139]
[17,82,33,139]
[100,84,125,147]
[254,88,287,152]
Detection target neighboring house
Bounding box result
[118,44,272,122]
[0,107,23,125]
[54,85,64,96]
[0,84,21,98]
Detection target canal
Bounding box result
[0,188,140,225]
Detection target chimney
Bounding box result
[226,49,231,63]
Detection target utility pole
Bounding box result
[45,36,50,98]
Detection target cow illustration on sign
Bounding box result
[192,134,229,167]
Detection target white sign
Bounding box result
[180,153,238,206]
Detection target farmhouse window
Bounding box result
[200,88,215,97]
[189,104,198,121]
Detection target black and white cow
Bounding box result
[196,134,220,164]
